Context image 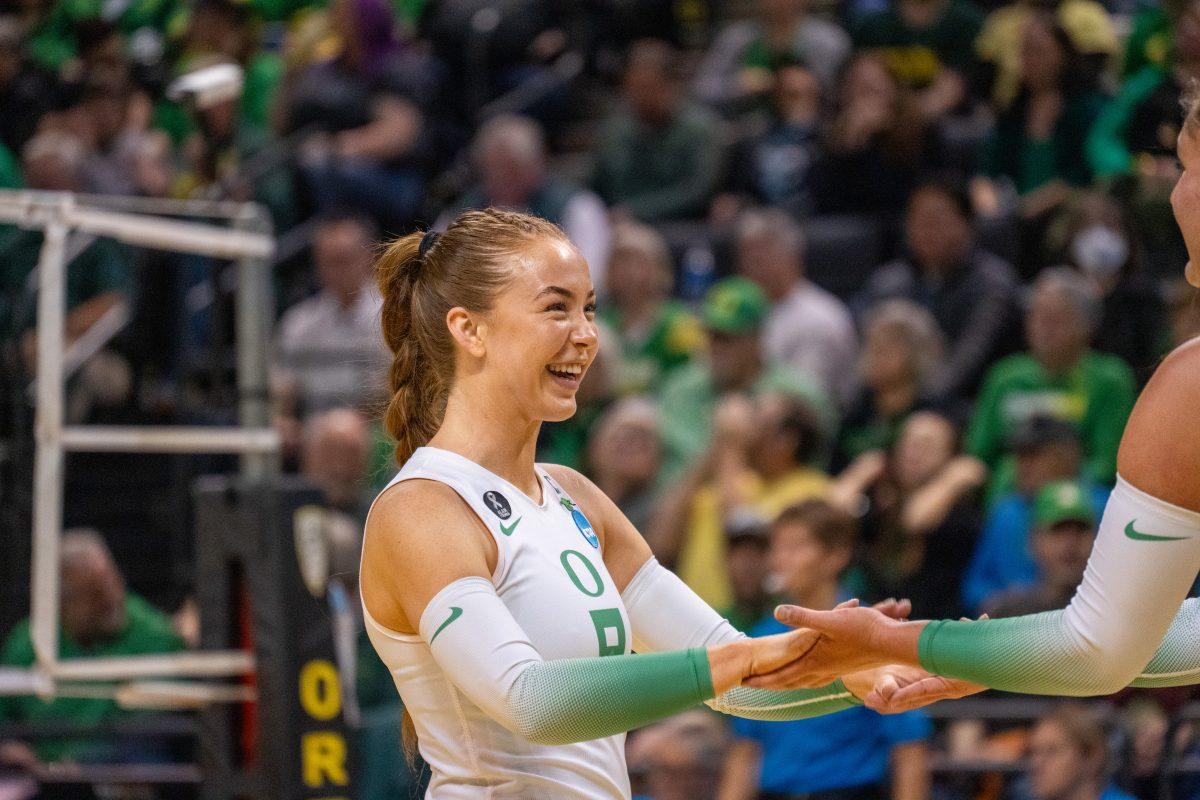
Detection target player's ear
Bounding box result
[446,307,486,358]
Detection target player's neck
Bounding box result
[429,390,544,500]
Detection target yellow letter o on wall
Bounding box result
[299,659,341,721]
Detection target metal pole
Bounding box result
[30,213,70,674]
[234,206,275,479]
[50,650,255,681]
[60,425,279,454]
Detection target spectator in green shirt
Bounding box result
[1,131,133,360]
[24,0,182,72]
[1086,0,1200,181]
[164,0,285,138]
[591,39,725,222]
[171,62,298,232]
[851,0,984,119]
[978,11,1106,200]
[0,530,184,764]
[1121,3,1174,80]
[692,0,851,111]
[967,267,1136,502]
[657,276,835,480]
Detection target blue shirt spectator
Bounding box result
[962,483,1109,613]
[726,616,932,796]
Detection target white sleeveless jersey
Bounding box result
[362,446,634,799]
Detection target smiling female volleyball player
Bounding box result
[357,209,971,798]
[746,94,1200,706]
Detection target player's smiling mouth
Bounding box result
[546,362,585,387]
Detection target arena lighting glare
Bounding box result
[0,190,276,707]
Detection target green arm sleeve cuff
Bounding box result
[1130,599,1200,688]
[511,648,714,744]
[919,600,1200,692]
[709,678,860,721]
[917,612,1113,696]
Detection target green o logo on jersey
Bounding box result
[560,550,604,597]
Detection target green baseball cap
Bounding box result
[1033,481,1096,530]
[701,277,769,335]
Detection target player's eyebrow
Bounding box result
[536,286,573,301]
[536,286,596,301]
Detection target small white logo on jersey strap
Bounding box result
[483,491,512,519]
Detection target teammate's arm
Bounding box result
[772,342,1200,696]
[360,479,817,745]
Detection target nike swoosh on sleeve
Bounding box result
[1125,520,1189,542]
[430,606,463,644]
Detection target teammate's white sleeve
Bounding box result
[419,576,713,745]
[919,476,1200,695]
[621,557,860,719]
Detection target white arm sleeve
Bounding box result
[920,475,1200,694]
[620,557,860,719]
[620,556,744,651]
[418,577,714,745]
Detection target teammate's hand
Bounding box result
[743,603,923,689]
[846,665,983,714]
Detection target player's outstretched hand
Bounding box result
[744,602,923,690]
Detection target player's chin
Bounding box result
[541,395,578,422]
[537,381,578,418]
[1186,259,1200,288]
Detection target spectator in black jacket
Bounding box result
[855,178,1022,400]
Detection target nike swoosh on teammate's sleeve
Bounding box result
[1125,520,1189,542]
[500,516,522,536]
[430,606,463,644]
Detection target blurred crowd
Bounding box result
[3,0,1200,796]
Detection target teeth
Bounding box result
[548,363,582,375]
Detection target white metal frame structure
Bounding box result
[0,190,278,704]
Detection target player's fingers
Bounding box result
[872,597,912,620]
[834,598,861,610]
[775,604,827,629]
[885,680,942,709]
[874,672,901,700]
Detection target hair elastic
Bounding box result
[419,230,440,259]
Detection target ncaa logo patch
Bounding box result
[483,491,512,520]
[571,507,599,549]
